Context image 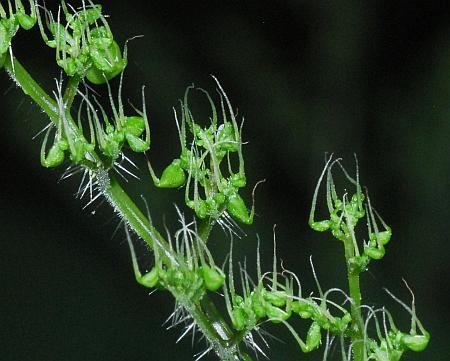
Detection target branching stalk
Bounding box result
[5,55,244,361]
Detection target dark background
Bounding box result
[1,1,449,360]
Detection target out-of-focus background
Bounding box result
[1,1,449,360]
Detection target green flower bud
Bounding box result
[41,143,65,168]
[364,245,385,260]
[125,132,150,153]
[250,292,266,318]
[124,116,145,137]
[86,41,127,84]
[370,231,392,246]
[198,265,225,292]
[266,305,290,322]
[309,220,330,232]
[402,334,429,352]
[157,160,186,188]
[291,300,314,319]
[263,290,287,308]
[227,193,252,224]
[16,12,36,30]
[232,307,247,331]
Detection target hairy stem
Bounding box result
[5,56,244,361]
[5,56,59,121]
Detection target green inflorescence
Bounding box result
[1,1,430,360]
[36,0,127,83]
[147,78,262,226]
[0,0,36,66]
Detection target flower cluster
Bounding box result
[0,0,36,67]
[309,156,392,274]
[148,77,261,226]
[36,0,126,83]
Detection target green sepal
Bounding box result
[217,122,238,152]
[69,139,88,163]
[90,40,121,72]
[198,265,225,292]
[214,192,226,205]
[157,160,186,188]
[102,137,122,160]
[230,173,246,188]
[329,312,351,333]
[85,65,109,85]
[194,200,208,219]
[57,57,77,77]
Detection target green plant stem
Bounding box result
[343,240,365,361]
[5,56,59,122]
[5,56,245,361]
